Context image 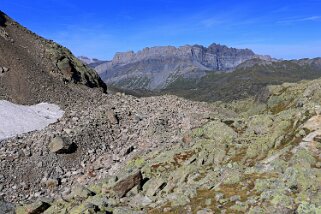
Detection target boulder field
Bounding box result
[7,78,321,214]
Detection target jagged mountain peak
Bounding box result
[96,43,271,90]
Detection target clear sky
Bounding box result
[2,0,321,60]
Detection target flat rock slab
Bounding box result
[0,100,64,142]
[303,115,321,131]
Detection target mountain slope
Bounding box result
[161,58,321,102]
[96,44,271,90]
[0,11,221,212]
[0,11,106,105]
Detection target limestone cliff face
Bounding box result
[96,44,271,89]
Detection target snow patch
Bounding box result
[0,100,64,142]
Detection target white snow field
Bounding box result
[0,100,64,141]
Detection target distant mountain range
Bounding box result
[78,56,107,68]
[99,55,321,102]
[93,44,273,90]
[81,44,321,102]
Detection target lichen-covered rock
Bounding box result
[296,202,321,214]
[67,185,96,202]
[113,207,144,214]
[143,178,166,197]
[16,201,50,214]
[194,120,237,144]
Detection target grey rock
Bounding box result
[196,208,214,214]
[129,194,152,207]
[107,110,119,124]
[0,198,14,214]
[16,200,50,214]
[143,178,166,197]
[68,185,95,201]
[48,136,73,154]
[230,195,241,202]
[113,207,144,214]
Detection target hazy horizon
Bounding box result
[2,0,321,60]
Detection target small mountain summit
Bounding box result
[95,43,272,90]
[0,11,106,105]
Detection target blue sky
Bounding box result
[2,0,321,60]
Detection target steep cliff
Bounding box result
[96,44,271,89]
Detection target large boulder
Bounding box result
[112,171,143,198]
[48,136,74,154]
[0,198,14,214]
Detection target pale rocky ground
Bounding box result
[0,93,227,213]
[5,78,321,214]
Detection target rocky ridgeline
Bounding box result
[0,11,106,105]
[96,44,272,90]
[7,77,321,214]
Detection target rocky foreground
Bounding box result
[0,92,224,213]
[2,78,320,214]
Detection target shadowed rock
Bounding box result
[0,12,6,27]
[16,201,50,214]
[48,136,76,154]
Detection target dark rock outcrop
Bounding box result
[0,12,6,27]
[0,198,14,214]
[0,11,106,105]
